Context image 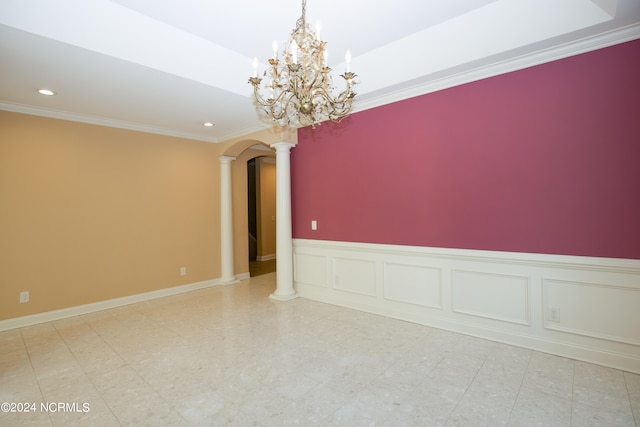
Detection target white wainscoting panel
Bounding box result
[383,262,442,309]
[452,270,529,325]
[293,239,640,374]
[543,279,640,346]
[294,253,328,288]
[333,257,377,296]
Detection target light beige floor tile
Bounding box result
[427,352,486,389]
[37,369,97,402]
[307,347,394,393]
[572,401,636,426]
[0,348,33,383]
[47,398,119,427]
[0,329,27,353]
[261,384,349,426]
[378,344,443,392]
[625,372,640,425]
[1,274,639,426]
[0,409,53,427]
[0,377,43,405]
[508,385,572,426]
[27,345,81,381]
[169,389,227,426]
[324,378,408,426]
[209,386,292,425]
[572,361,635,422]
[100,378,187,426]
[574,384,634,416]
[20,323,61,348]
[475,344,531,393]
[521,352,575,400]
[575,361,629,396]
[390,377,467,426]
[86,363,142,394]
[446,375,518,427]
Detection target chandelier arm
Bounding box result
[272,88,291,106]
[266,92,295,122]
[307,73,324,102]
[325,99,351,117]
[312,89,336,107]
[252,84,277,107]
[252,77,290,108]
[337,84,356,103]
[312,85,346,106]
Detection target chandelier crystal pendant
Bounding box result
[248,0,358,128]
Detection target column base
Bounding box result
[269,292,298,302]
[220,278,240,286]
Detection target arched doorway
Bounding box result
[218,128,298,300]
[247,154,277,277]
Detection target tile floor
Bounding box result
[1,272,639,426]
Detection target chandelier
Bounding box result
[248,0,357,128]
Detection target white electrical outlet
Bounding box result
[311,220,317,230]
[180,267,187,276]
[549,308,560,322]
[20,291,30,303]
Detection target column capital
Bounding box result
[219,155,236,163]
[270,142,296,152]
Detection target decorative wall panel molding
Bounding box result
[293,239,640,374]
[543,278,640,346]
[383,262,442,309]
[333,257,377,297]
[294,253,328,288]
[452,270,529,326]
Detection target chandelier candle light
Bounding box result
[248,0,358,128]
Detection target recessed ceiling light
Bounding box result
[203,122,214,127]
[38,89,56,96]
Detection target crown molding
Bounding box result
[353,23,640,114]
[2,24,638,140]
[0,101,221,143]
[215,121,273,143]
[0,100,277,144]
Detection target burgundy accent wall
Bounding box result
[291,39,640,260]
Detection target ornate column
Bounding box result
[270,142,297,301]
[219,155,237,284]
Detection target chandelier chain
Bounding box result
[297,0,307,31]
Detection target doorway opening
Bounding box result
[247,157,277,277]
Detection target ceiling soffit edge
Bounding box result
[1,24,637,144]
[353,23,640,115]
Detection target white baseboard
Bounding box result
[256,254,276,261]
[293,239,640,374]
[0,277,230,332]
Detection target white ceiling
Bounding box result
[1,0,639,143]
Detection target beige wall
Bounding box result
[0,111,291,322]
[0,111,227,320]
